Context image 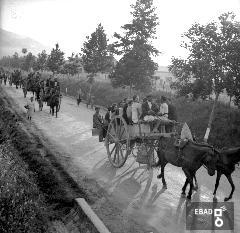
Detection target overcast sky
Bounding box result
[1,0,240,66]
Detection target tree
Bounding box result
[170,12,240,142]
[81,23,110,96]
[222,17,240,106]
[61,53,82,76]
[21,52,36,71]
[47,43,65,74]
[35,50,48,71]
[12,52,20,68]
[169,58,212,99]
[81,23,109,75]
[110,43,156,93]
[109,0,159,94]
[169,58,193,96]
[22,48,27,55]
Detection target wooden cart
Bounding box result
[104,116,178,168]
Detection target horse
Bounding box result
[12,70,21,89]
[213,146,240,201]
[49,92,61,117]
[156,139,219,200]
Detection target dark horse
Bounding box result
[213,147,240,201]
[49,93,61,117]
[156,139,219,200]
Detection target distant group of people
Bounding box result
[93,94,178,142]
[0,69,11,86]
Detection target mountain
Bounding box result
[0,28,51,57]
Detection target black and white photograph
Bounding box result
[0,0,240,232]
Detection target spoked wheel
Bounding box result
[105,115,130,168]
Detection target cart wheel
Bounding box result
[105,115,130,168]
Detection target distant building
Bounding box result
[151,66,174,93]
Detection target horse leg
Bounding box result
[181,178,189,197]
[213,171,221,198]
[192,173,198,191]
[158,163,167,189]
[224,174,235,202]
[55,106,57,118]
[156,149,164,178]
[52,106,54,116]
[156,153,168,188]
[182,168,194,200]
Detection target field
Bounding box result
[57,75,240,148]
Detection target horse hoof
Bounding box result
[157,174,162,179]
[163,185,167,189]
[192,186,198,191]
[187,196,191,201]
[181,193,186,198]
[224,197,231,202]
[213,196,218,202]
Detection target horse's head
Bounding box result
[203,147,219,176]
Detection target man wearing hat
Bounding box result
[93,107,104,142]
[141,94,158,119]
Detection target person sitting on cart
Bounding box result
[141,94,158,121]
[104,107,111,124]
[152,96,169,133]
[123,99,133,124]
[93,107,106,142]
[110,103,118,119]
[132,95,142,124]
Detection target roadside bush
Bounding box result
[173,98,240,148]
[0,143,47,233]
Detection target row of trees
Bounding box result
[0,45,83,76]
[0,0,159,94]
[169,12,240,141]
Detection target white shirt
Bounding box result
[147,101,152,109]
[160,102,168,118]
[132,102,142,123]
[119,107,123,116]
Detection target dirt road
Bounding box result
[3,83,240,233]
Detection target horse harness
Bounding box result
[174,139,217,165]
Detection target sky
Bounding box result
[1,0,240,66]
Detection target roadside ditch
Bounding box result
[0,87,100,233]
[0,86,156,233]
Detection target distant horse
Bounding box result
[49,93,61,117]
[12,70,21,89]
[213,147,240,201]
[156,139,219,200]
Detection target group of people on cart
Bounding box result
[93,94,178,142]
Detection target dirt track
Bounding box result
[2,82,240,233]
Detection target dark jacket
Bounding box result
[104,111,111,123]
[141,101,159,118]
[93,113,103,128]
[122,103,130,124]
[168,104,178,121]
